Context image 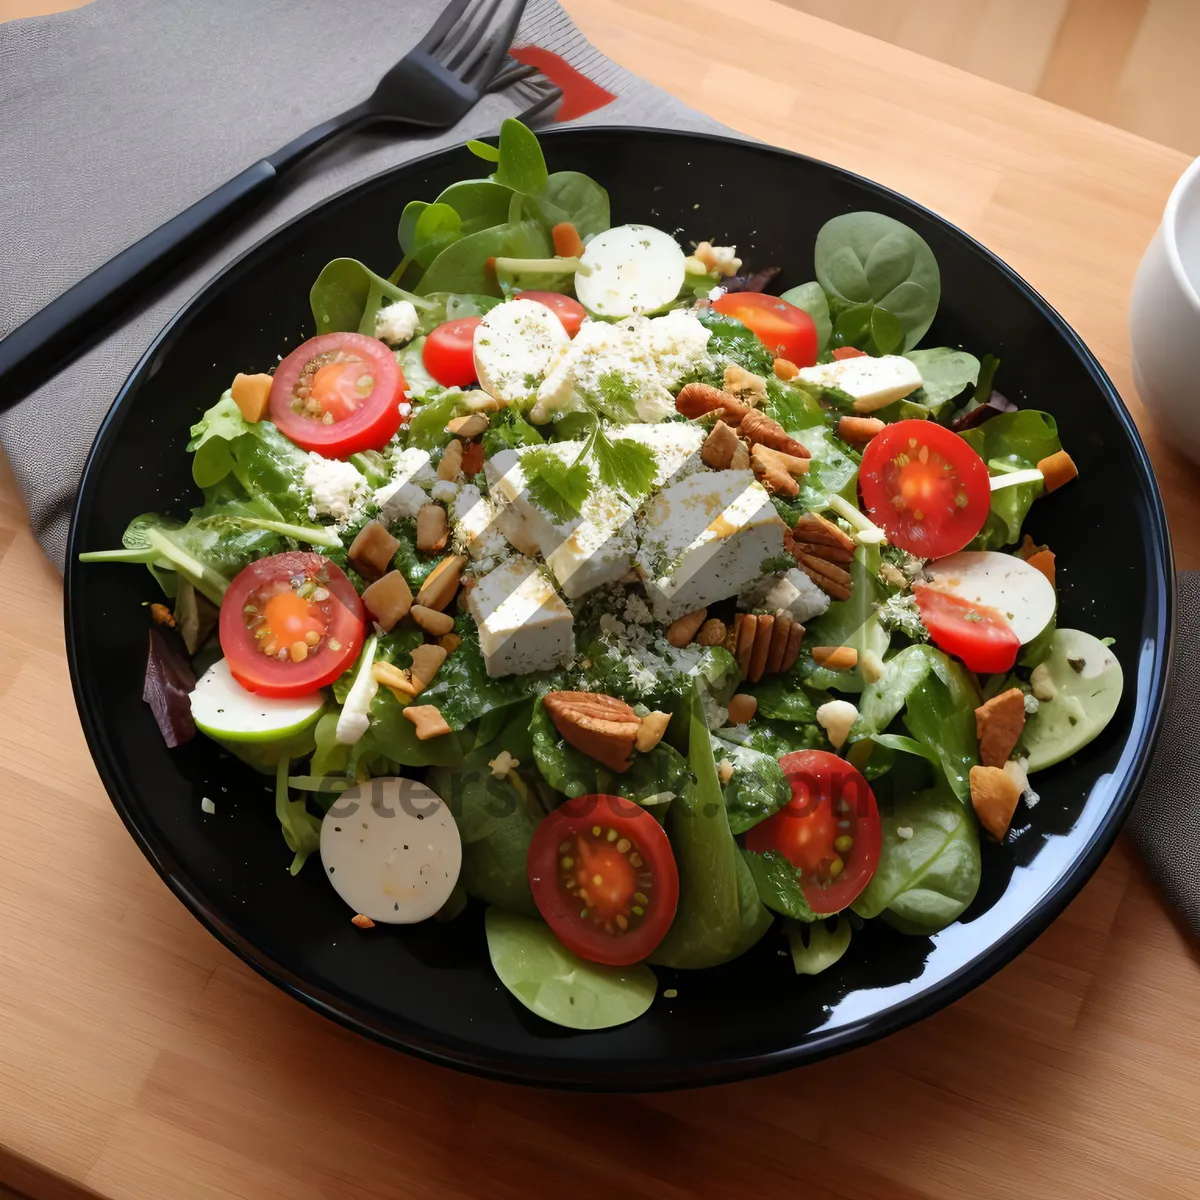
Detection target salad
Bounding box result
[82,121,1124,1031]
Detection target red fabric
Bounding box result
[510,44,616,121]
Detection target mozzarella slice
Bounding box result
[320,778,462,924]
[473,299,570,405]
[796,354,923,413]
[923,550,1056,644]
[575,225,686,317]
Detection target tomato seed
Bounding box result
[629,852,643,868]
[615,915,628,931]
[828,857,845,878]
[834,835,853,853]
[304,630,321,646]
[290,641,308,663]
[606,828,618,843]
[616,838,631,854]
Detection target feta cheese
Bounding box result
[303,452,368,524]
[373,299,420,346]
[739,568,831,622]
[816,700,858,749]
[796,354,923,413]
[531,310,713,425]
[623,593,653,625]
[636,470,787,623]
[430,479,459,504]
[450,484,508,561]
[574,224,687,318]
[375,447,434,523]
[466,557,575,677]
[473,299,570,405]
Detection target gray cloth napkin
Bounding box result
[0,0,725,565]
[1,0,1191,934]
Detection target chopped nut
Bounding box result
[416,554,467,612]
[351,914,376,930]
[970,765,1022,841]
[816,699,859,749]
[975,688,1027,768]
[793,512,856,555]
[439,632,462,653]
[362,570,413,632]
[437,439,464,481]
[349,522,400,582]
[748,613,774,682]
[717,759,735,786]
[837,415,887,446]
[694,240,742,277]
[1030,662,1057,702]
[231,372,272,423]
[411,604,455,636]
[730,439,751,470]
[488,750,520,780]
[812,646,858,670]
[794,551,852,601]
[726,693,758,725]
[751,445,810,497]
[402,705,453,740]
[409,643,449,692]
[734,613,757,676]
[636,711,672,753]
[372,660,417,698]
[697,617,727,646]
[544,691,639,773]
[667,607,708,648]
[149,602,175,627]
[766,610,793,675]
[739,409,810,457]
[701,420,741,470]
[723,363,768,405]
[416,504,449,553]
[1004,758,1029,796]
[447,413,489,438]
[782,621,804,672]
[1037,449,1078,493]
[682,388,750,432]
[773,357,799,381]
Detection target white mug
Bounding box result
[1131,156,1200,464]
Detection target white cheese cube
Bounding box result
[466,556,575,678]
[373,300,420,346]
[450,484,508,561]
[740,568,830,623]
[796,355,923,413]
[636,471,787,623]
[612,422,704,487]
[473,299,570,406]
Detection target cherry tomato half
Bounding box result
[712,292,818,367]
[912,584,1021,674]
[423,317,482,388]
[220,552,365,698]
[859,419,991,558]
[527,794,679,966]
[516,290,587,337]
[743,750,881,915]
[269,333,405,457]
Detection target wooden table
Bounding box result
[2,0,1199,1197]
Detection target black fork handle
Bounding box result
[0,159,280,407]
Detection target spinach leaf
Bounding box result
[742,849,817,920]
[717,718,825,760]
[405,387,470,450]
[906,348,980,416]
[779,281,832,353]
[903,655,981,804]
[804,544,889,693]
[366,688,465,767]
[486,909,657,1029]
[431,179,513,231]
[482,408,545,456]
[855,644,938,735]
[411,203,463,269]
[651,686,770,968]
[415,291,501,334]
[309,257,426,335]
[274,760,322,876]
[691,308,775,378]
[763,378,826,433]
[492,117,550,195]
[527,171,611,239]
[852,784,981,934]
[415,220,553,297]
[748,670,817,723]
[786,915,853,974]
[710,731,792,833]
[786,424,861,514]
[815,212,941,350]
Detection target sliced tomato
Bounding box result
[423,317,481,388]
[269,333,405,457]
[743,750,881,915]
[859,419,990,558]
[527,794,679,966]
[220,552,365,698]
[832,346,867,360]
[912,584,1020,674]
[516,290,587,337]
[712,292,818,367]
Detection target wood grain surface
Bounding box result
[2,1,1199,1198]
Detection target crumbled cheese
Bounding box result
[896,826,914,840]
[740,568,831,622]
[431,479,459,504]
[303,452,368,524]
[707,285,726,302]
[623,594,653,625]
[1024,692,1040,715]
[374,481,425,521]
[374,299,420,346]
[816,700,858,749]
[695,241,742,277]
[200,797,216,814]
[599,613,625,637]
[451,484,509,562]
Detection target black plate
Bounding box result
[65,128,1174,1090]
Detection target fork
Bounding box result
[0,0,535,405]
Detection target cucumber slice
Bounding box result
[924,550,1056,645]
[575,224,686,317]
[1020,629,1124,772]
[191,659,325,773]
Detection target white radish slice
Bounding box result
[473,299,570,404]
[923,550,1056,645]
[320,778,462,924]
[575,224,686,317]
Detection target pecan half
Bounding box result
[544,692,639,773]
[739,409,810,458]
[675,382,748,423]
[793,550,852,601]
